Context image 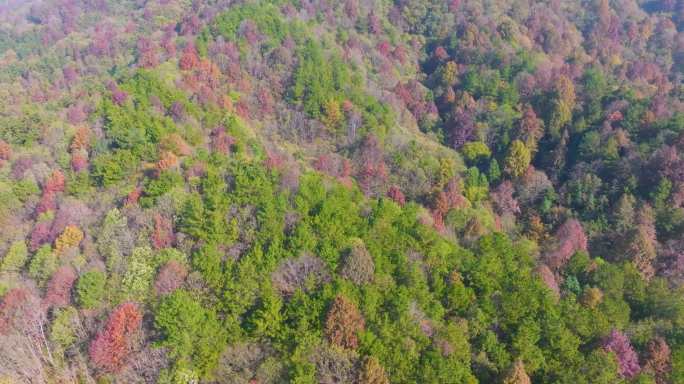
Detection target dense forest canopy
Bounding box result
[0,0,683,383]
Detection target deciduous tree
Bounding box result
[179,43,200,71]
[43,266,77,308]
[152,214,175,250]
[505,140,531,178]
[502,360,531,384]
[89,302,142,373]
[358,356,389,384]
[325,295,365,349]
[545,219,587,270]
[603,329,640,379]
[76,270,107,309]
[154,260,188,296]
[272,254,330,297]
[339,239,375,285]
[54,225,83,254]
[0,241,28,272]
[549,75,576,139]
[643,337,671,384]
[386,185,406,206]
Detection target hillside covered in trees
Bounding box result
[0,0,684,382]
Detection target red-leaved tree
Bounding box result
[152,214,175,250]
[545,219,587,270]
[179,43,200,71]
[386,185,406,206]
[0,287,52,382]
[35,191,57,217]
[30,220,52,251]
[43,266,77,308]
[211,127,236,155]
[44,169,65,194]
[89,302,142,373]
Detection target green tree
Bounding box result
[191,243,224,291]
[548,75,576,139]
[155,290,227,378]
[76,270,107,309]
[248,285,284,340]
[50,306,79,350]
[1,240,28,272]
[359,356,390,384]
[28,244,58,284]
[121,247,156,301]
[462,141,491,164]
[488,158,502,183]
[505,140,531,178]
[91,150,136,187]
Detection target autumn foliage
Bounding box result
[43,266,77,308]
[386,185,406,206]
[89,302,142,373]
[0,139,11,163]
[643,337,672,384]
[179,43,200,70]
[358,356,390,384]
[545,219,588,270]
[325,295,365,349]
[0,288,39,334]
[602,329,640,378]
[154,260,188,296]
[45,169,66,194]
[70,126,90,151]
[54,225,84,254]
[152,214,175,250]
[502,360,531,384]
[0,0,684,382]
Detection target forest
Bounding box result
[0,0,683,383]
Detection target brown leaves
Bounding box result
[502,360,531,384]
[0,140,11,163]
[70,126,90,152]
[154,260,188,296]
[339,240,375,285]
[325,295,365,349]
[643,337,671,384]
